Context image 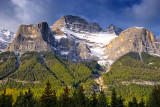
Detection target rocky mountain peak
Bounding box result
[103,27,159,64]
[51,15,101,33]
[4,22,55,54]
[104,24,123,35]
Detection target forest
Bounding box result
[0,80,160,107]
[103,52,160,103]
[1,52,160,106]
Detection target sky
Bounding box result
[0,0,160,36]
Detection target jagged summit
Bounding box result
[5,22,55,54]
[51,15,102,33]
[104,24,123,35]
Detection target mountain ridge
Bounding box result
[2,15,160,67]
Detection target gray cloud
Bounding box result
[125,0,160,24]
[0,0,49,32]
[0,0,159,36]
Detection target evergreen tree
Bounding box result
[148,85,160,107]
[132,97,138,107]
[91,90,98,107]
[98,89,108,107]
[138,98,145,107]
[14,92,24,107]
[39,80,57,107]
[0,89,13,107]
[73,86,86,107]
[14,88,36,107]
[128,97,138,107]
[58,86,72,107]
[117,96,123,107]
[111,88,118,107]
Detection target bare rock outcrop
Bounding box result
[5,22,55,54]
[51,15,102,33]
[104,27,160,62]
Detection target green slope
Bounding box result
[103,52,160,104]
[0,52,17,79]
[0,51,100,95]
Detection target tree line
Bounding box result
[0,80,160,107]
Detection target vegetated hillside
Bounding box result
[0,52,17,79]
[103,52,160,104]
[0,51,100,97]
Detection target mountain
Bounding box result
[103,27,160,65]
[4,22,55,54]
[51,15,120,62]
[102,52,160,103]
[3,15,160,67]
[51,15,102,33]
[4,15,122,63]
[0,28,15,52]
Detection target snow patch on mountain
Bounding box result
[53,28,117,65]
[61,28,117,54]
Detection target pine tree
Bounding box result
[98,89,108,107]
[0,89,13,107]
[148,85,160,107]
[14,91,24,107]
[128,97,138,107]
[91,90,98,107]
[73,86,86,107]
[117,96,124,107]
[39,80,57,107]
[111,88,118,107]
[132,97,138,107]
[14,88,36,107]
[58,86,72,107]
[138,98,145,107]
[128,102,132,107]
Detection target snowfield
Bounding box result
[54,28,118,65]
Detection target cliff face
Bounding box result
[103,27,160,62]
[5,22,55,54]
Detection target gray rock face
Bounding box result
[5,22,55,54]
[55,37,96,62]
[67,42,97,62]
[104,24,123,35]
[104,27,160,62]
[51,15,101,33]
